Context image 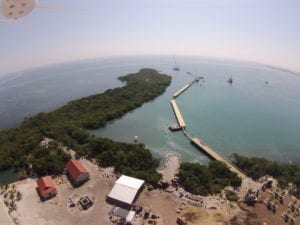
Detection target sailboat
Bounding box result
[227,76,233,84]
[173,56,180,71]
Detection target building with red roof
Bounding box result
[66,159,89,186]
[36,176,57,200]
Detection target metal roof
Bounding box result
[108,175,145,205]
[66,160,89,181]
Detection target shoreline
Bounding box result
[157,153,181,182]
[1,150,299,225]
[0,66,299,224]
[0,154,247,225]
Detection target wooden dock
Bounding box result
[173,79,198,98]
[170,100,186,128]
[191,137,246,178]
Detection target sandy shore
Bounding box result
[157,153,181,182]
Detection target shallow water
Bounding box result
[1,56,299,168]
[0,169,20,185]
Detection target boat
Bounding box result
[168,124,182,132]
[173,56,180,71]
[196,76,204,82]
[187,72,204,82]
[227,76,233,84]
[173,66,180,71]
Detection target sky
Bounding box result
[1,0,300,75]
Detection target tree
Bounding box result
[231,154,300,196]
[0,68,171,186]
[178,161,242,196]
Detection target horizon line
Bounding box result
[1,54,299,78]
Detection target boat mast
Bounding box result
[173,56,180,71]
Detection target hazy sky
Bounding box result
[1,0,300,75]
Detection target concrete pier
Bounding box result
[170,79,247,179]
[191,137,246,178]
[170,100,186,128]
[173,79,198,98]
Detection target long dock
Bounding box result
[173,79,198,98]
[170,100,186,128]
[191,137,246,178]
[170,79,247,179]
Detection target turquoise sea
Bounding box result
[0,56,300,183]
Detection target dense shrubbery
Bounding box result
[29,146,71,175]
[0,69,171,184]
[231,153,300,197]
[178,161,242,196]
[76,137,162,185]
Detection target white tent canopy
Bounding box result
[108,175,145,205]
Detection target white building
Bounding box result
[107,175,145,205]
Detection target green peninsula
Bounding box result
[0,69,171,184]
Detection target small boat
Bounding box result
[173,66,180,71]
[173,56,180,71]
[227,76,233,84]
[168,124,182,132]
[196,76,204,82]
[134,136,138,143]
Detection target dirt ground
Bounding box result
[7,150,299,225]
[180,204,230,225]
[137,190,179,224]
[13,159,116,225]
[240,189,300,225]
[157,153,180,182]
[11,155,244,225]
[131,188,240,225]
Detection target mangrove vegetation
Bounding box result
[0,68,171,185]
[178,161,242,196]
[231,154,300,197]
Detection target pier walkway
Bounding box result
[191,137,246,178]
[170,79,246,179]
[173,78,198,98]
[170,100,186,128]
